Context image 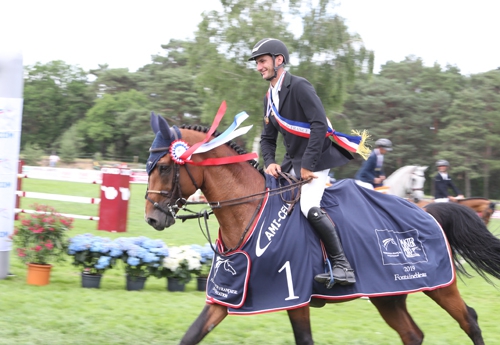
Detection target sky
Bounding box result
[3,0,499,76]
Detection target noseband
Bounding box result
[145,146,202,220]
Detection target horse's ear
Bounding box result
[150,112,173,142]
[150,112,160,134]
[157,113,173,143]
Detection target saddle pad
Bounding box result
[206,177,454,315]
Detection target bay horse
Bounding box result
[144,113,500,345]
[380,166,496,226]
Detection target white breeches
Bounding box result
[291,168,330,217]
[355,180,374,190]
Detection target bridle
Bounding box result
[407,170,425,201]
[145,146,203,221]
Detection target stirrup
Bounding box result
[315,259,355,288]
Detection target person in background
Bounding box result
[355,138,392,189]
[49,152,60,167]
[249,38,356,287]
[434,159,464,202]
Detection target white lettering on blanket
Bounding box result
[394,272,428,280]
[256,204,289,257]
[210,278,239,298]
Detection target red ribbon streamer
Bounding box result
[180,101,227,161]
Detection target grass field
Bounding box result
[1,178,500,344]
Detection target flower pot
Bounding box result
[126,275,147,291]
[167,277,185,292]
[81,272,102,289]
[197,276,208,292]
[26,263,52,286]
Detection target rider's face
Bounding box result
[255,54,283,81]
[437,165,448,172]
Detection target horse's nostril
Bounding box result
[147,218,157,227]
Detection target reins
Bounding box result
[147,167,309,256]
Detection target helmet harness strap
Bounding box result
[265,55,285,82]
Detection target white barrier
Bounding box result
[16,166,132,231]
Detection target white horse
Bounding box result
[381,165,428,201]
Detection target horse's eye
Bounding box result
[158,165,172,175]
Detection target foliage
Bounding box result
[22,61,94,151]
[191,243,214,278]
[67,233,118,275]
[13,205,73,265]
[115,236,170,278]
[21,142,44,165]
[163,245,202,284]
[77,90,152,160]
[58,125,84,163]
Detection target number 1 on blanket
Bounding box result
[279,261,299,300]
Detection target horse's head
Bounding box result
[408,166,427,201]
[144,113,205,230]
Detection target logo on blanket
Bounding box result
[213,257,237,277]
[255,204,289,257]
[375,229,428,265]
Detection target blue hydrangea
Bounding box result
[95,256,111,269]
[126,256,140,266]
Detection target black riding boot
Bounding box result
[307,207,356,288]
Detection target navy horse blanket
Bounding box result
[206,177,454,315]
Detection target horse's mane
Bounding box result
[459,197,490,201]
[180,124,265,176]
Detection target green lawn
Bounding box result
[1,179,500,344]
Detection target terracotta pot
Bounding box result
[26,263,52,286]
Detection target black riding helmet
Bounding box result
[248,38,289,81]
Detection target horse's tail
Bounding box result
[425,202,500,285]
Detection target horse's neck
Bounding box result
[385,167,413,197]
[201,163,265,249]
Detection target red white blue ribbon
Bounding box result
[268,89,369,158]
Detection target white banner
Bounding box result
[0,97,23,251]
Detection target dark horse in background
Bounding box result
[144,113,500,345]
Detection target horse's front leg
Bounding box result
[287,306,314,345]
[180,303,228,345]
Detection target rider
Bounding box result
[249,38,356,287]
[355,138,392,189]
[434,159,464,202]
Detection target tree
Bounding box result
[89,64,140,96]
[137,40,202,126]
[78,90,151,158]
[22,61,94,152]
[437,88,488,197]
[189,0,373,157]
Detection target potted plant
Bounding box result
[67,233,118,288]
[114,236,170,291]
[163,245,202,292]
[191,243,214,291]
[13,204,73,286]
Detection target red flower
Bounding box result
[32,227,44,234]
[17,248,26,257]
[45,242,54,250]
[34,245,42,252]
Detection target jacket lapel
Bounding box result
[278,72,291,109]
